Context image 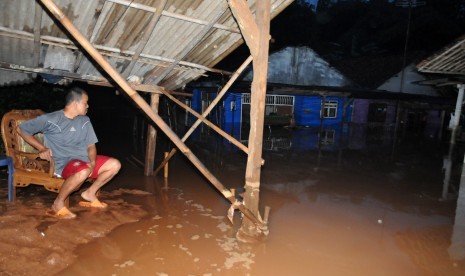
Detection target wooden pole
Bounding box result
[153,56,254,175]
[164,152,169,178]
[38,0,263,227]
[229,0,271,240]
[144,93,160,176]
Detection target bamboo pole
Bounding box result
[153,55,254,175]
[38,0,263,227]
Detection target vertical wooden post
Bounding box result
[144,93,160,176]
[163,151,169,178]
[237,0,271,241]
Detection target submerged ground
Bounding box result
[0,115,464,275]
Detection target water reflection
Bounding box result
[52,117,465,275]
[214,121,465,265]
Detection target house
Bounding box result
[189,46,451,151]
[191,46,354,129]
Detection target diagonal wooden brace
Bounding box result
[153,56,264,175]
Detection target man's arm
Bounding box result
[16,127,52,161]
[87,144,97,176]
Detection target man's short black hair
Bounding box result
[65,87,87,106]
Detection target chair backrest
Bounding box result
[1,110,45,165]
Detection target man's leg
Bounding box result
[52,168,90,212]
[81,157,121,203]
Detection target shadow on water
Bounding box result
[51,113,465,275]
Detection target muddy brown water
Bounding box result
[0,125,464,275]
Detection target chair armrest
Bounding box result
[11,149,53,175]
[11,149,41,159]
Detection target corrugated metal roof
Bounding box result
[417,34,465,76]
[0,0,293,90]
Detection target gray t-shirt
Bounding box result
[19,110,98,175]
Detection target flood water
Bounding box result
[48,119,465,275]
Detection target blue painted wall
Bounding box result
[191,90,352,127]
[294,95,351,126]
[223,92,242,124]
[192,89,202,115]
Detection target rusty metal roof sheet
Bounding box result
[0,0,293,90]
[417,34,465,76]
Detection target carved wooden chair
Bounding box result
[1,110,64,200]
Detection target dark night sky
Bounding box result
[215,0,465,89]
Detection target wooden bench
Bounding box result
[1,110,64,200]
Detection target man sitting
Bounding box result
[17,86,121,219]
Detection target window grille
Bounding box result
[242,94,294,106]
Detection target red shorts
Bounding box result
[61,155,111,179]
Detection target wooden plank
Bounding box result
[144,93,160,176]
[227,0,260,57]
[39,0,263,228]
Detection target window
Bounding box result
[322,100,338,118]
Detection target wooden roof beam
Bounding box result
[121,0,168,78]
[151,5,227,85]
[107,0,241,34]
[0,61,191,97]
[0,27,230,75]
